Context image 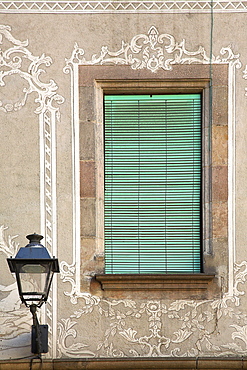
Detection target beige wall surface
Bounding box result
[1,3,247,361]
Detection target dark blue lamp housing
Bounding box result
[7,233,59,308]
[7,233,59,356]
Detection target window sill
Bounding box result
[95,273,215,291]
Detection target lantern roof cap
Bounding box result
[7,233,59,273]
[14,233,52,260]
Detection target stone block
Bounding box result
[79,86,96,122]
[80,160,96,197]
[212,201,228,239]
[212,125,228,166]
[80,198,96,237]
[212,166,228,201]
[80,122,95,160]
[212,86,228,125]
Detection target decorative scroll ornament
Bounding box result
[57,318,96,358]
[59,261,102,305]
[65,26,240,74]
[0,24,64,116]
[0,225,18,257]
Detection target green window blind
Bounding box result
[104,94,202,274]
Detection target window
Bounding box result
[79,64,227,296]
[104,94,202,274]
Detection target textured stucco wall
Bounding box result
[1,5,247,361]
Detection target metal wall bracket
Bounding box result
[31,324,48,354]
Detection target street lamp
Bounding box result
[7,233,59,356]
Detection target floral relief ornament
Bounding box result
[0,24,64,115]
[65,25,239,74]
[58,261,247,358]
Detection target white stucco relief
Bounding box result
[57,261,247,358]
[65,26,241,74]
[0,25,63,115]
[0,24,64,357]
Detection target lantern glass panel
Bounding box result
[17,262,54,306]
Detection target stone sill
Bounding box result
[1,357,246,370]
[95,274,215,291]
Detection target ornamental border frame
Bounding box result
[62,25,241,302]
[1,0,247,13]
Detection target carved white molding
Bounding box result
[1,0,247,13]
[0,24,64,357]
[63,25,240,303]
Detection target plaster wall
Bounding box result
[1,5,247,361]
